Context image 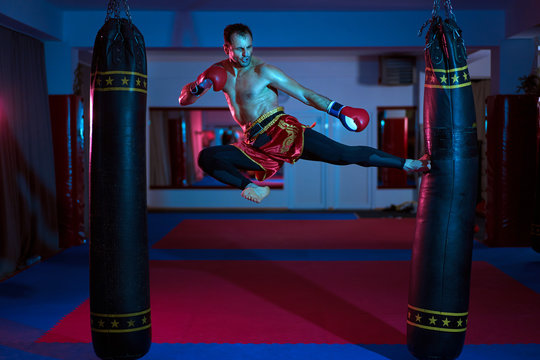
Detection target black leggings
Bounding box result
[197,128,405,189]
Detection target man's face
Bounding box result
[224,33,253,67]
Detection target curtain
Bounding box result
[184,110,204,184]
[149,109,171,186]
[0,26,59,280]
[149,109,204,187]
[78,62,91,245]
[471,79,491,203]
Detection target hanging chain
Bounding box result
[105,0,132,23]
[419,0,439,36]
[443,0,456,20]
[431,0,442,18]
[123,0,132,23]
[105,0,115,21]
[419,0,457,36]
[431,0,455,19]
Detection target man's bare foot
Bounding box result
[403,154,431,174]
[241,183,270,203]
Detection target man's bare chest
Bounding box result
[231,75,275,101]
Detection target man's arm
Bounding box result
[262,64,331,111]
[262,64,369,132]
[178,81,201,106]
[179,64,227,106]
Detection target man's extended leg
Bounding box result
[300,128,430,171]
[197,145,270,203]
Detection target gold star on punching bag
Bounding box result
[91,71,147,93]
[440,75,448,84]
[452,74,460,83]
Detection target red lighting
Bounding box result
[0,97,4,128]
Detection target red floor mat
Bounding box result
[152,218,417,249]
[38,261,540,344]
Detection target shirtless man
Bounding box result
[179,23,430,203]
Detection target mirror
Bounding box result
[377,106,417,188]
[148,107,284,189]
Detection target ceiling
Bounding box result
[46,0,511,12]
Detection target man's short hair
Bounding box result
[224,24,253,44]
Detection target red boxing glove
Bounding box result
[327,101,369,132]
[191,64,227,95]
[204,64,227,91]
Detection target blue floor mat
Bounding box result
[1,211,538,360]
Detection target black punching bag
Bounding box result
[407,3,478,360]
[531,101,540,253]
[533,155,540,252]
[486,95,539,247]
[89,1,150,359]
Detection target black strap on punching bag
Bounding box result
[89,1,150,359]
[408,1,478,359]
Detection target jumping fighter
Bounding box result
[179,23,430,203]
